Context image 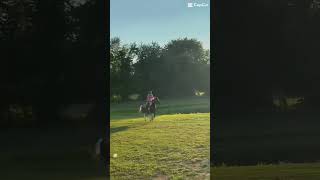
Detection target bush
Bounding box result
[111,95,122,103]
[128,94,140,101]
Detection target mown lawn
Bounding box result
[211,163,320,180]
[0,128,106,180]
[212,111,320,179]
[110,97,210,179]
[110,97,210,120]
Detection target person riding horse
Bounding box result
[146,91,155,109]
[139,91,160,121]
[146,91,160,109]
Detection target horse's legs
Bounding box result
[150,113,154,121]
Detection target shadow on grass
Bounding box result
[110,97,210,121]
[110,114,142,120]
[110,126,130,134]
[111,109,210,121]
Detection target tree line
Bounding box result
[110,37,210,102]
[214,0,320,115]
[0,0,106,129]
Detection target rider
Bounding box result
[146,91,155,107]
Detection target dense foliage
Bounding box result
[110,37,210,102]
[0,0,105,128]
[214,0,320,114]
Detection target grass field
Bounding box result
[0,128,106,180]
[110,97,210,179]
[211,163,320,180]
[212,109,320,179]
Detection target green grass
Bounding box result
[111,97,209,119]
[212,110,320,179]
[211,163,320,180]
[0,128,106,180]
[110,97,210,179]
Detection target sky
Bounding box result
[110,0,210,49]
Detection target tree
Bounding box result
[0,0,108,127]
[161,38,209,97]
[132,42,162,95]
[110,37,135,101]
[109,37,210,100]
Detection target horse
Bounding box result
[139,97,160,121]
